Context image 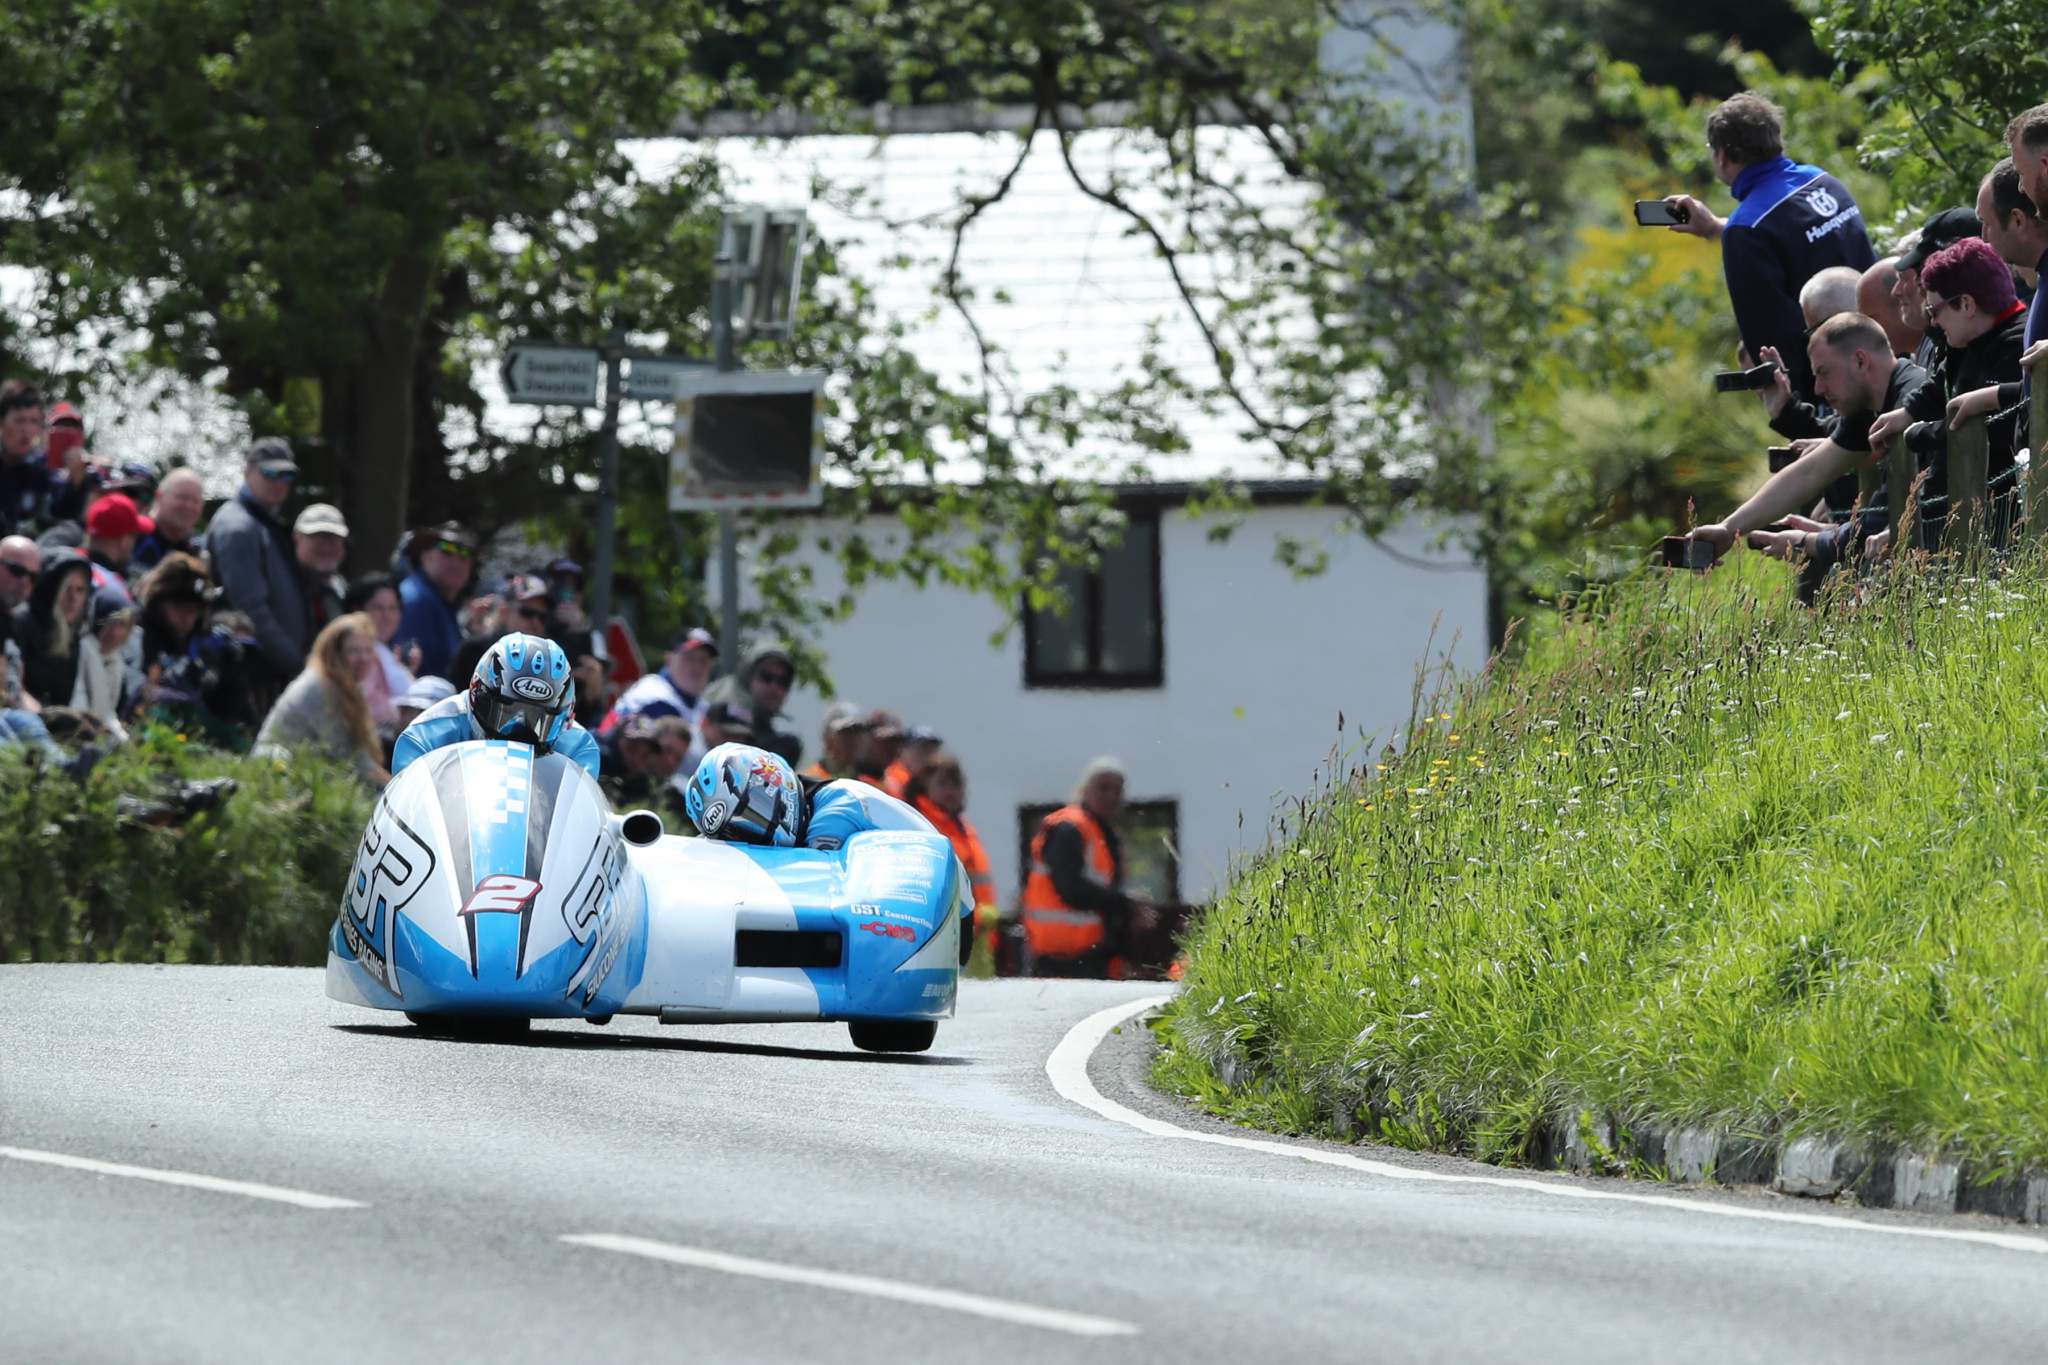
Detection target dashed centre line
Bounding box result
[0,1145,366,1210]
[561,1232,1140,1337]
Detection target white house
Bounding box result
[656,4,1489,904]
[765,492,1488,906]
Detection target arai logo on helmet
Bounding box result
[508,675,555,702]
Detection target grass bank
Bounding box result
[0,726,371,964]
[1157,553,2048,1174]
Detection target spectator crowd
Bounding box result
[0,395,1000,933]
[1661,94,2048,581]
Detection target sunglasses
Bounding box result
[516,604,549,623]
[1,562,37,582]
[433,539,474,559]
[1927,295,1967,317]
[257,464,297,481]
[755,670,794,689]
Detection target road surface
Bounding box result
[2,966,2044,1363]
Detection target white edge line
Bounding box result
[0,1145,365,1211]
[561,1233,1139,1338]
[1047,994,2048,1257]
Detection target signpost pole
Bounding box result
[589,332,626,636]
[712,253,742,664]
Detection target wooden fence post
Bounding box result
[1887,424,1916,552]
[1944,418,1989,550]
[2030,363,2048,543]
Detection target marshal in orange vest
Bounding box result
[1020,805,1119,959]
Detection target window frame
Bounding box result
[1020,508,1165,689]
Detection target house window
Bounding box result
[1017,800,1180,904]
[1022,511,1163,688]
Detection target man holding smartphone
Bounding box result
[1688,314,1929,570]
[1661,92,1875,397]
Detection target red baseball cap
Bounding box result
[85,492,155,539]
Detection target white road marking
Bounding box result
[561,1233,1139,1337]
[1048,995,2048,1257]
[0,1145,365,1210]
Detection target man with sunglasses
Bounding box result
[396,521,477,681]
[205,436,311,685]
[0,383,90,537]
[701,643,803,767]
[449,574,554,684]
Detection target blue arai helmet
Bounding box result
[685,743,802,847]
[469,632,573,749]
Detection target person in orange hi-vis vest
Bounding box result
[905,750,995,948]
[1020,756,1158,978]
[884,723,943,799]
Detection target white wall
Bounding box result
[765,501,1488,905]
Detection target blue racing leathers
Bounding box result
[391,692,602,781]
[801,778,937,849]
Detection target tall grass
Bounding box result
[1157,552,2048,1171]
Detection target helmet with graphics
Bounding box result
[469,632,573,750]
[685,742,803,847]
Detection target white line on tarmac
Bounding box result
[1048,995,2048,1257]
[0,1145,365,1210]
[560,1233,1140,1337]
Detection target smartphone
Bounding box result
[1767,445,1799,473]
[1660,536,1717,571]
[1714,361,1781,393]
[1634,199,1689,227]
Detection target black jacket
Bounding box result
[0,452,88,538]
[1720,157,1876,397]
[10,552,94,708]
[1901,307,2030,544]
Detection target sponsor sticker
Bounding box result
[857,921,917,942]
[508,674,555,702]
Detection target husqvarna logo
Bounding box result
[508,675,554,701]
[1805,186,1838,216]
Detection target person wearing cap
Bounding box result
[851,708,904,788]
[802,700,872,781]
[1663,91,1875,398]
[1875,237,2032,546]
[1019,756,1161,978]
[449,572,553,685]
[395,520,475,681]
[133,551,251,746]
[292,503,350,641]
[205,435,311,683]
[701,644,803,769]
[597,713,694,821]
[1857,257,1925,361]
[598,625,718,745]
[133,468,207,574]
[72,586,135,740]
[83,492,151,603]
[1891,209,1982,375]
[883,723,942,799]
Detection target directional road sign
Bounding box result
[624,355,712,402]
[503,343,601,407]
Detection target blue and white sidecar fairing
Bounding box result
[324,740,967,1052]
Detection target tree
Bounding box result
[0,0,713,560]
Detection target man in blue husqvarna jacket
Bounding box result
[681,741,934,849]
[392,632,601,781]
[1664,91,1875,397]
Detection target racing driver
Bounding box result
[683,741,935,849]
[392,633,601,780]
